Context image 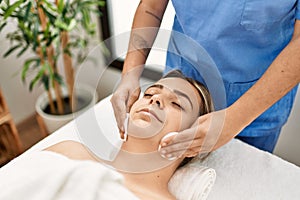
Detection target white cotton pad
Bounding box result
[121,113,129,142]
[158,132,179,160]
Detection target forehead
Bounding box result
[155,77,201,106]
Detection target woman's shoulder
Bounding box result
[44,140,98,162]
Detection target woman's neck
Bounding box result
[109,136,180,200]
[121,168,175,200]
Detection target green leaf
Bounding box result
[82,9,90,28]
[41,5,56,24]
[41,74,49,91]
[67,18,76,31]
[57,0,64,13]
[22,58,40,82]
[54,18,68,30]
[18,22,34,45]
[32,20,39,50]
[53,73,64,85]
[41,0,57,13]
[33,20,39,42]
[16,44,29,57]
[44,61,54,88]
[29,63,46,91]
[46,33,59,46]
[24,1,31,21]
[3,0,24,19]
[0,22,7,32]
[3,43,22,57]
[61,0,70,17]
[63,47,72,57]
[98,0,105,7]
[80,0,105,7]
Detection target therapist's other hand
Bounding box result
[159,108,244,158]
[110,70,141,138]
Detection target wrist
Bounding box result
[226,104,252,137]
[123,62,144,77]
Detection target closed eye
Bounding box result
[144,93,153,98]
[172,102,182,109]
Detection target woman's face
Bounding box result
[127,77,201,140]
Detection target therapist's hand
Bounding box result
[159,108,245,158]
[110,71,141,138]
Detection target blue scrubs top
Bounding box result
[165,0,300,140]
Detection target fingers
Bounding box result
[160,138,203,158]
[158,122,214,158]
[161,127,200,146]
[110,87,140,138]
[159,140,212,159]
[126,88,140,113]
[110,94,127,133]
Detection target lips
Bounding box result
[137,108,162,123]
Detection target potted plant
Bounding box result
[0,0,105,133]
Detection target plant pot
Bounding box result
[35,84,98,134]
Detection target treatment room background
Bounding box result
[0,0,299,167]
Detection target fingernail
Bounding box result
[122,133,128,142]
[158,144,162,151]
[161,150,167,154]
[162,142,167,147]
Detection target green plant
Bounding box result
[0,0,105,114]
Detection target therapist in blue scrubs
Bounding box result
[110,0,300,157]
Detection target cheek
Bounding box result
[129,99,145,115]
[181,116,195,130]
[164,111,196,132]
[162,109,183,132]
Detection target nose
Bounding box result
[150,95,163,108]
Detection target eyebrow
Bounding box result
[146,84,194,109]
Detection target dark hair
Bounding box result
[163,70,214,168]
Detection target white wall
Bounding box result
[274,90,300,166]
[0,31,43,123]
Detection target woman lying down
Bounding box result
[0,70,214,200]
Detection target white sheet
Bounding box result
[0,151,138,200]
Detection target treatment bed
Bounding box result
[1,95,300,200]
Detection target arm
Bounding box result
[228,20,300,136]
[160,20,300,157]
[111,0,169,135]
[123,0,169,74]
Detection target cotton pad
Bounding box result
[158,132,179,160]
[121,113,129,142]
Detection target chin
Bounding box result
[127,119,165,139]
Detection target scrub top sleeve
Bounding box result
[296,0,300,20]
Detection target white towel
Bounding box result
[169,165,216,200]
[0,151,138,200]
[197,139,300,200]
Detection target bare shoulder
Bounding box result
[44,140,98,161]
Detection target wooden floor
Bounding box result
[17,115,44,152]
